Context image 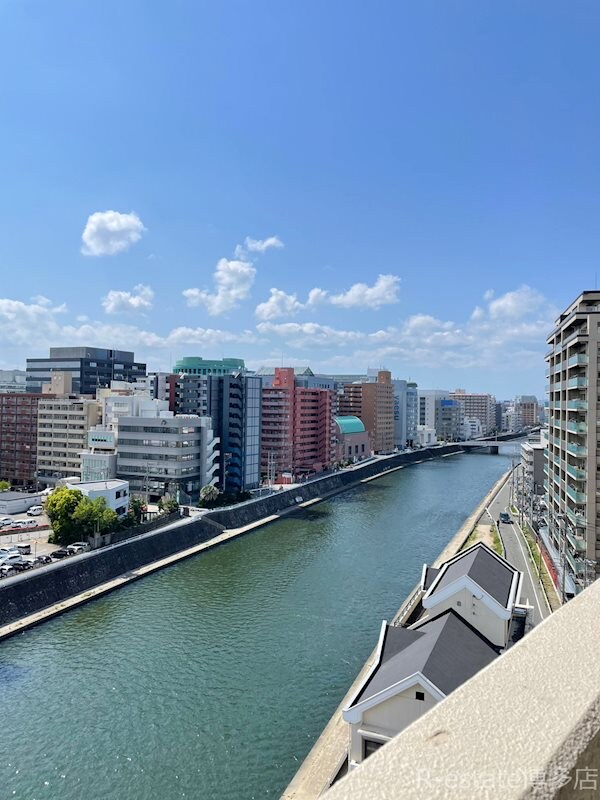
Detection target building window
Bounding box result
[456,600,462,606]
[363,738,384,760]
[415,691,425,701]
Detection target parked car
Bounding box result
[50,549,70,559]
[32,554,52,567]
[66,542,90,555]
[0,517,13,527]
[0,553,24,567]
[16,543,31,555]
[27,505,44,516]
[11,560,33,572]
[0,546,19,556]
[12,519,37,529]
[0,565,17,578]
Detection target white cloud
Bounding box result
[256,321,365,347]
[488,285,545,319]
[183,258,256,316]
[234,235,283,259]
[254,275,400,320]
[255,289,305,321]
[102,284,154,315]
[81,210,146,256]
[330,274,400,309]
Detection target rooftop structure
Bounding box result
[26,347,146,395]
[172,356,245,376]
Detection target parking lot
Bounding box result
[0,508,70,577]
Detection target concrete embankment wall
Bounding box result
[0,517,221,627]
[0,444,462,632]
[205,445,463,529]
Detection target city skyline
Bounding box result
[2,3,600,395]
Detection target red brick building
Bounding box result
[261,368,334,482]
[0,393,49,487]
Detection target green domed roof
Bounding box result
[335,415,366,434]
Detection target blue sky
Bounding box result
[1,1,599,398]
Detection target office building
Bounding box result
[261,367,335,481]
[26,347,146,394]
[545,290,600,591]
[418,390,449,431]
[36,397,101,486]
[434,398,463,442]
[334,416,371,462]
[65,479,130,517]
[450,389,497,435]
[0,369,27,394]
[339,371,394,454]
[172,356,245,376]
[116,412,219,503]
[392,380,418,449]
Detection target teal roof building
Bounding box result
[335,416,366,435]
[173,356,245,376]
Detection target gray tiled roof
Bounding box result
[352,610,499,706]
[423,566,440,590]
[430,546,515,607]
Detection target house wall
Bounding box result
[349,684,438,766]
[421,587,507,647]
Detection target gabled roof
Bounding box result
[421,565,440,591]
[424,542,520,610]
[346,610,499,714]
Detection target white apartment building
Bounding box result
[417,390,448,430]
[545,291,600,592]
[450,389,496,435]
[116,413,219,503]
[463,416,483,440]
[37,397,101,486]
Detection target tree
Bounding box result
[0,480,10,491]
[72,497,118,539]
[158,497,179,514]
[198,484,219,507]
[46,487,84,544]
[129,497,146,524]
[46,487,118,545]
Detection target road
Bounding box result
[481,478,550,627]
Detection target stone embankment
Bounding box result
[0,445,462,639]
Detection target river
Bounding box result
[0,452,511,800]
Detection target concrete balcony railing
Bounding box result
[325,580,600,800]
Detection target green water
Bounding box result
[0,453,510,800]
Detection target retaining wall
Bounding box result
[205,445,462,528]
[0,517,219,627]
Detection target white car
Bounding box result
[0,517,14,528]
[12,519,37,529]
[27,505,44,516]
[67,542,90,554]
[0,553,24,567]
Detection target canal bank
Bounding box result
[0,445,462,638]
[281,466,512,800]
[0,453,512,800]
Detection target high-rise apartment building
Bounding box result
[545,291,600,592]
[36,397,101,486]
[339,371,394,454]
[0,393,49,487]
[515,395,539,429]
[450,389,496,435]
[26,347,146,394]
[261,367,334,480]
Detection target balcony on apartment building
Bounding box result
[565,442,587,458]
[567,376,588,389]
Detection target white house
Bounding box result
[65,479,129,517]
[419,542,523,648]
[343,610,499,769]
[342,543,525,770]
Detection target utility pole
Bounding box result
[560,515,567,604]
